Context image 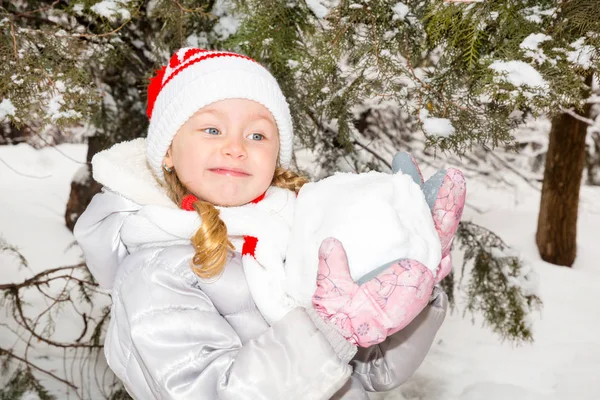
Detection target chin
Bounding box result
[210,194,252,207]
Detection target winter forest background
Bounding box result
[1,0,599,399]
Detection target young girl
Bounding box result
[75,48,454,399]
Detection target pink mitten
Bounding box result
[393,153,466,283]
[430,168,465,283]
[312,238,435,347]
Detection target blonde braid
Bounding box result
[271,167,309,194]
[163,166,309,280]
[163,170,233,280]
[190,201,234,279]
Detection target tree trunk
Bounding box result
[64,135,111,231]
[536,75,593,267]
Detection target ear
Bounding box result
[163,147,174,169]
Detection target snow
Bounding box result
[392,2,410,21]
[90,0,130,20]
[47,92,83,122]
[418,109,456,137]
[11,74,24,85]
[522,6,556,24]
[19,391,41,400]
[366,151,600,400]
[72,164,90,184]
[284,171,442,307]
[305,0,338,19]
[213,16,240,40]
[2,136,600,399]
[0,98,16,120]
[489,60,548,90]
[212,0,241,40]
[0,143,114,398]
[423,117,456,137]
[520,33,552,65]
[186,32,209,48]
[72,3,84,15]
[567,38,595,70]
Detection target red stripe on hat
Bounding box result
[163,52,258,89]
[183,48,208,62]
[146,66,167,119]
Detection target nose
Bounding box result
[221,134,247,159]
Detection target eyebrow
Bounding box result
[195,108,223,118]
[252,114,276,124]
[196,108,275,124]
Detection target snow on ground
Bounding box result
[371,163,600,400]
[0,143,114,399]
[1,142,599,399]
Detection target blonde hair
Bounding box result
[164,167,309,279]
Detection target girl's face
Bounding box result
[163,98,280,207]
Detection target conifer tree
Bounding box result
[6,0,599,395]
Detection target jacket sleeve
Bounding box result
[73,189,140,290]
[350,287,448,392]
[108,251,353,400]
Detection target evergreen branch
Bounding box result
[20,17,133,39]
[365,6,381,72]
[171,0,213,18]
[14,0,61,17]
[9,16,18,61]
[455,221,542,343]
[65,17,133,39]
[8,12,63,27]
[0,347,77,390]
[465,24,480,70]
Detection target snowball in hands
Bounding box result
[283,171,442,309]
[243,170,443,326]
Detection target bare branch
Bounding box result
[352,139,392,169]
[0,264,87,291]
[12,290,102,349]
[0,347,77,389]
[33,132,89,165]
[561,107,596,125]
[0,156,51,179]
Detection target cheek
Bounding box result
[172,145,207,179]
[259,146,278,172]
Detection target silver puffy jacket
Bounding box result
[74,189,447,400]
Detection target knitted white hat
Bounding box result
[145,48,294,183]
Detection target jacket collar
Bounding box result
[92,138,175,208]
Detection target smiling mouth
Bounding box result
[209,168,251,177]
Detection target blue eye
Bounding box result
[204,127,220,135]
[249,133,264,141]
